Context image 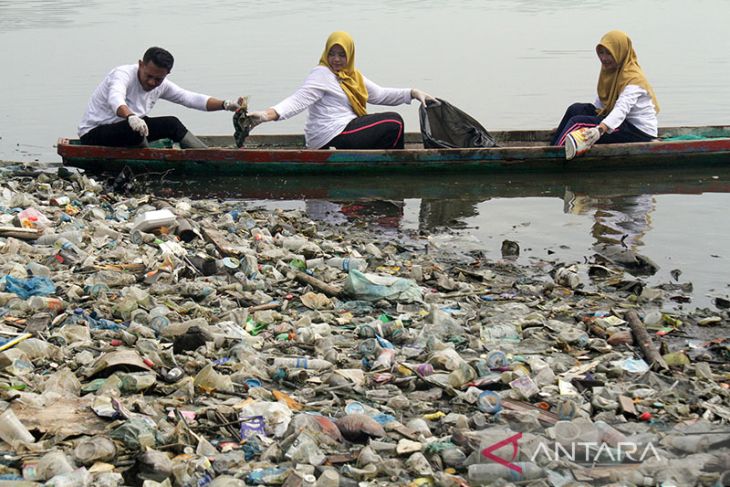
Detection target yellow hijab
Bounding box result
[319,31,368,116]
[596,30,660,115]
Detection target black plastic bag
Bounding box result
[233,109,253,148]
[419,98,496,149]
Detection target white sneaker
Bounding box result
[565,133,578,160]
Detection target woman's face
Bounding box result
[596,45,618,71]
[327,44,347,72]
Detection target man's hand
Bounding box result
[223,97,248,112]
[583,127,601,146]
[411,88,436,106]
[127,115,149,137]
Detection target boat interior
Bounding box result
[200,126,730,150]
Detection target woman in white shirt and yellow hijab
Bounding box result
[248,31,434,150]
[551,30,660,149]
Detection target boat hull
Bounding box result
[57,127,730,176]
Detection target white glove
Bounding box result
[127,115,149,137]
[583,127,601,146]
[411,88,436,106]
[223,96,248,112]
[248,110,272,127]
[222,100,238,111]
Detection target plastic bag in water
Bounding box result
[344,270,422,303]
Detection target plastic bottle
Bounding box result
[662,433,711,453]
[130,230,156,244]
[326,256,368,272]
[36,231,84,246]
[441,446,467,467]
[36,450,75,481]
[468,463,544,483]
[315,469,340,487]
[553,419,599,446]
[372,348,396,369]
[448,362,477,388]
[54,238,87,265]
[306,257,324,269]
[595,420,627,447]
[73,436,116,466]
[50,196,70,206]
[93,223,121,240]
[26,261,52,278]
[0,408,36,446]
[272,357,333,370]
[194,364,235,393]
[29,296,65,315]
[246,467,289,485]
[222,257,240,271]
[608,470,654,486]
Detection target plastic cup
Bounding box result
[415,363,434,376]
[0,408,36,446]
[345,402,366,415]
[477,390,502,414]
[485,350,508,369]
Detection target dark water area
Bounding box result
[135,165,730,311]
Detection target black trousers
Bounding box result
[325,112,405,149]
[551,103,655,146]
[80,116,189,147]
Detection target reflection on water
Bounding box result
[566,192,655,249]
[152,166,730,309]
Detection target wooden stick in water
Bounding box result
[625,310,668,370]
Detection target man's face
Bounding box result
[137,60,170,91]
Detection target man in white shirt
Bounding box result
[78,46,243,148]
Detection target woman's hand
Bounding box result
[411,88,436,106]
[248,108,279,127]
[583,127,602,146]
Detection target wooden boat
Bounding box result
[57,126,730,176]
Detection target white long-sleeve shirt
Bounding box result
[272,66,412,149]
[78,64,210,137]
[595,85,658,137]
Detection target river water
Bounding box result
[1,0,729,308]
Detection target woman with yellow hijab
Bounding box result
[551,31,659,150]
[248,31,434,149]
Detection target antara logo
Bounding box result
[481,431,663,471]
[481,432,523,474]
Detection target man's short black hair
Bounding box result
[142,47,174,71]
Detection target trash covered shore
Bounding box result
[0,167,728,487]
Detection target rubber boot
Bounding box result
[179,131,207,149]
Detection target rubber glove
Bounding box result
[411,88,437,106]
[248,110,272,127]
[222,100,238,111]
[583,127,601,146]
[223,97,247,112]
[127,115,149,137]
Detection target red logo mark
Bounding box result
[481,432,522,473]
